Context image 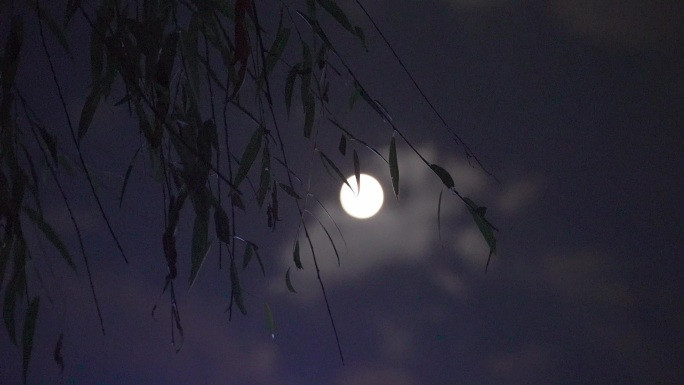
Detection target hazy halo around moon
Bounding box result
[340,174,384,219]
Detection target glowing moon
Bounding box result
[340,174,384,219]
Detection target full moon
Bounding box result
[340,174,384,219]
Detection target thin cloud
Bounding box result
[548,0,684,52]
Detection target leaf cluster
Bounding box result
[0,0,497,379]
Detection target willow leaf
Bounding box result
[316,0,355,36]
[234,127,263,188]
[242,242,253,270]
[22,207,76,271]
[214,205,231,244]
[257,145,271,207]
[338,135,347,155]
[1,18,22,94]
[319,151,352,192]
[278,183,301,199]
[353,149,360,194]
[303,93,315,138]
[119,148,140,207]
[285,63,300,116]
[230,259,247,315]
[293,240,302,269]
[437,190,443,246]
[430,163,454,189]
[22,297,40,385]
[78,81,105,141]
[389,134,399,198]
[264,26,290,78]
[188,200,210,287]
[463,197,497,270]
[265,303,276,340]
[285,267,297,293]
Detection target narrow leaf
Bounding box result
[90,8,108,80]
[285,267,297,293]
[214,205,231,244]
[27,0,71,55]
[353,149,360,194]
[284,63,300,116]
[318,151,352,192]
[1,18,22,94]
[53,333,64,373]
[463,197,497,271]
[251,243,266,276]
[316,0,358,40]
[230,259,247,315]
[389,134,399,198]
[437,190,444,246]
[78,82,104,141]
[242,242,253,270]
[233,127,263,188]
[308,211,342,266]
[263,27,290,77]
[278,183,301,199]
[156,31,179,88]
[293,240,302,269]
[36,124,58,165]
[430,163,454,189]
[22,207,76,271]
[348,87,361,110]
[22,297,40,385]
[257,145,271,207]
[338,135,347,155]
[119,148,140,207]
[64,0,83,27]
[303,93,315,138]
[3,270,23,345]
[188,200,210,287]
[265,303,276,340]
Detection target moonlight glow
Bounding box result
[340,174,384,219]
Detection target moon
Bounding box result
[340,174,384,219]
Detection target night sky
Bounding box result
[2,1,683,384]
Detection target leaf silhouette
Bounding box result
[278,183,302,200]
[242,242,253,270]
[119,148,140,207]
[188,198,210,287]
[22,207,76,271]
[285,267,297,293]
[22,297,40,385]
[353,149,360,194]
[338,135,347,155]
[437,189,444,246]
[293,240,302,269]
[230,259,247,315]
[265,302,276,339]
[78,80,106,142]
[430,163,454,189]
[284,63,300,116]
[234,127,263,188]
[389,133,399,198]
[318,151,352,192]
[463,197,497,270]
[214,205,231,244]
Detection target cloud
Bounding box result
[334,366,415,385]
[541,252,634,306]
[548,0,684,52]
[488,343,555,382]
[496,177,543,216]
[271,146,491,297]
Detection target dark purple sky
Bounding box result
[2,1,683,384]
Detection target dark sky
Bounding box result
[2,1,683,384]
